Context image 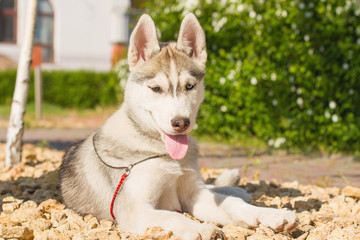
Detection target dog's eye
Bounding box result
[186,83,196,91]
[149,86,161,93]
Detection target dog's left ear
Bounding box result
[177,13,207,66]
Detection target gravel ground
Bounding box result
[0,143,359,239]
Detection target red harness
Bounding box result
[92,132,183,222]
[110,171,129,221]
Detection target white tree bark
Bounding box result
[5,0,38,168]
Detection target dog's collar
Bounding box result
[92,132,165,170]
[92,132,165,222]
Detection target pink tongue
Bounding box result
[164,134,189,160]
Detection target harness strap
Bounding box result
[110,172,128,221]
[92,132,166,222]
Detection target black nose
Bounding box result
[171,117,190,132]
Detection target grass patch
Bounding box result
[0,102,71,118]
[0,102,119,118]
[0,103,118,129]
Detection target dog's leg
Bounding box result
[116,204,224,239]
[112,161,225,240]
[188,188,298,231]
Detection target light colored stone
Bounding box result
[2,202,17,213]
[51,210,67,223]
[281,196,291,206]
[247,233,274,240]
[38,199,65,213]
[328,226,348,239]
[56,221,71,232]
[256,224,275,236]
[33,168,44,178]
[2,195,23,203]
[222,224,246,240]
[43,212,51,220]
[281,181,300,189]
[324,187,340,196]
[256,195,273,207]
[87,217,99,229]
[298,211,312,226]
[226,225,255,236]
[9,208,43,224]
[0,226,34,240]
[84,214,94,223]
[144,226,174,239]
[48,229,69,240]
[99,219,114,229]
[351,202,360,216]
[72,233,84,240]
[85,228,109,239]
[307,223,336,240]
[108,231,122,240]
[342,186,360,199]
[22,166,35,177]
[20,200,38,209]
[66,211,86,230]
[270,196,281,208]
[312,211,336,226]
[0,214,11,227]
[119,232,141,239]
[270,179,280,187]
[28,218,52,231]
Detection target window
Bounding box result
[0,0,17,42]
[35,0,54,62]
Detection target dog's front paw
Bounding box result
[257,208,298,231]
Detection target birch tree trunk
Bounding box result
[5,0,38,168]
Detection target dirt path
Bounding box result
[198,143,360,188]
[1,128,359,188]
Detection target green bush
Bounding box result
[140,0,360,153]
[0,70,121,108]
[0,69,17,105]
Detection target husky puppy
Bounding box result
[60,13,298,239]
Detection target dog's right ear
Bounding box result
[128,14,160,70]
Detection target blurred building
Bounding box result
[0,0,130,71]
